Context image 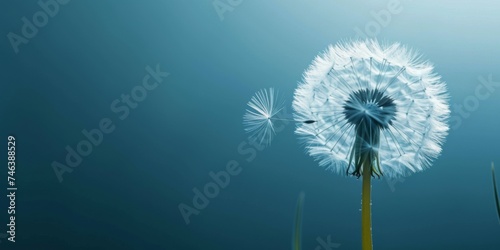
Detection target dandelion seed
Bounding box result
[243,88,285,146]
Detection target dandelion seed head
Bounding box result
[293,40,450,179]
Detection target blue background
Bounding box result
[1,0,500,249]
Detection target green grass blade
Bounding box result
[292,192,305,250]
[492,162,500,224]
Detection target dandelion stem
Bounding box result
[362,159,373,250]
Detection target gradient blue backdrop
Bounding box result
[1,0,500,249]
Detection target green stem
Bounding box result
[362,160,373,250]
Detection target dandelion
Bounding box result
[293,40,450,249]
[242,40,450,250]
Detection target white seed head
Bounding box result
[293,40,450,179]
